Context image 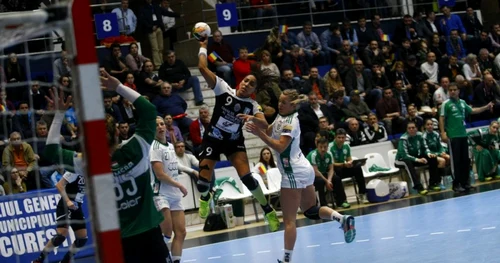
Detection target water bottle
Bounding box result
[469,169,475,185]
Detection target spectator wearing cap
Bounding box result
[347,90,371,123]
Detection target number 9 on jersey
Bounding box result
[94,13,120,39]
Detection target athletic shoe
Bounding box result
[264,210,280,232]
[431,185,441,191]
[341,202,351,208]
[485,177,493,182]
[341,215,356,243]
[198,193,212,219]
[495,175,500,179]
[418,189,428,195]
[453,186,465,193]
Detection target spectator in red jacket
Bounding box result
[189,104,211,157]
[233,46,254,90]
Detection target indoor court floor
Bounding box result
[76,185,500,263]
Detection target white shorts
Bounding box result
[280,166,315,189]
[153,195,184,212]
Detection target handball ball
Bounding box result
[192,22,211,41]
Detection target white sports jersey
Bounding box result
[271,112,312,178]
[150,140,181,198]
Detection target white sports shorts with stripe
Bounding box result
[280,165,315,189]
[154,194,184,211]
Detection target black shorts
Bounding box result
[122,226,169,263]
[199,137,246,161]
[55,200,86,231]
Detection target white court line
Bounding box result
[381,237,394,240]
[457,229,471,232]
[431,232,444,235]
[405,234,419,237]
[331,242,345,245]
[257,250,271,253]
[233,253,246,256]
[183,260,197,262]
[356,239,370,243]
[482,227,496,230]
[208,256,221,260]
[307,244,320,248]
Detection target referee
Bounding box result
[439,83,493,192]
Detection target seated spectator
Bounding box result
[439,54,462,81]
[164,114,183,143]
[189,105,211,157]
[104,42,129,82]
[233,46,255,88]
[12,102,34,139]
[255,73,281,123]
[421,52,440,89]
[369,63,390,105]
[297,21,326,66]
[175,141,200,183]
[112,0,137,36]
[6,53,26,84]
[395,121,440,195]
[152,82,192,134]
[330,129,367,205]
[405,55,423,89]
[389,61,413,91]
[462,53,483,84]
[392,79,410,117]
[22,81,46,112]
[340,19,359,51]
[415,40,429,65]
[338,40,358,68]
[467,121,500,182]
[490,23,500,51]
[406,104,424,131]
[281,45,309,80]
[415,82,437,117]
[324,68,347,103]
[256,27,284,68]
[393,15,419,47]
[159,50,204,105]
[117,121,131,143]
[381,45,395,69]
[477,30,494,55]
[118,97,137,129]
[306,138,334,207]
[31,120,55,189]
[376,88,406,135]
[318,116,336,139]
[328,90,355,128]
[423,118,450,171]
[446,29,466,60]
[456,75,474,103]
[208,30,235,85]
[2,132,36,190]
[138,60,163,99]
[260,50,280,78]
[252,147,277,185]
[125,42,149,74]
[396,38,415,63]
[430,33,447,63]
[280,30,300,55]
[346,90,371,122]
[321,23,342,65]
[2,168,26,195]
[433,76,451,107]
[64,101,78,139]
[52,51,70,81]
[344,60,374,101]
[304,67,327,102]
[356,17,376,55]
[363,40,385,69]
[250,0,278,29]
[279,69,303,92]
[103,93,123,123]
[345,118,367,146]
[298,92,333,154]
[124,73,137,90]
[473,74,500,117]
[364,113,388,143]
[462,7,482,39]
[478,48,498,79]
[160,0,181,51]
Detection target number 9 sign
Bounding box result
[216,3,238,27]
[94,13,120,40]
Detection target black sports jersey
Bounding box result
[62,172,86,203]
[206,77,261,141]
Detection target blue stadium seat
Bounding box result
[317,65,331,77]
[471,120,490,127]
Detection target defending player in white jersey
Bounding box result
[150,116,188,263]
[240,89,356,263]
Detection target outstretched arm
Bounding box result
[198,39,217,88]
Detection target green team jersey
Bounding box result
[330,141,351,163]
[306,149,333,174]
[467,127,499,148]
[423,131,444,155]
[396,132,431,162]
[45,97,162,238]
[440,98,472,138]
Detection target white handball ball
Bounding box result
[192,22,211,41]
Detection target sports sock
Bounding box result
[250,186,269,207]
[163,235,171,244]
[283,249,293,262]
[200,192,210,201]
[172,256,181,262]
[330,210,343,223]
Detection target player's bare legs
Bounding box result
[170,211,187,263]
[159,208,173,240]
[33,228,87,263]
[197,158,217,218]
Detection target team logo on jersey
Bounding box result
[230,131,240,140]
[325,158,330,163]
[209,127,223,140]
[243,107,251,115]
[234,103,241,112]
[343,149,347,154]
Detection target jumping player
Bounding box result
[150,116,188,263]
[43,71,171,263]
[197,39,279,231]
[32,171,87,263]
[241,89,356,263]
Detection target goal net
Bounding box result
[0,1,122,263]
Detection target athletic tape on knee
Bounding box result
[303,206,321,220]
[196,177,211,194]
[241,173,258,191]
[51,234,66,247]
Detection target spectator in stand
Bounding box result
[393,15,419,47]
[321,23,342,65]
[363,40,385,70]
[164,114,183,143]
[31,120,55,189]
[376,87,405,135]
[389,61,412,91]
[280,29,300,55]
[370,63,390,105]
[281,45,310,80]
[6,53,26,84]
[2,168,26,195]
[104,43,129,82]
[124,73,137,90]
[462,53,483,85]
[446,29,466,60]
[489,24,500,52]
[406,104,424,131]
[260,50,280,78]
[473,74,500,117]
[12,102,34,139]
[306,138,334,207]
[421,52,440,89]
[414,11,431,41]
[233,46,254,89]
[439,5,467,39]
[250,0,278,29]
[328,90,353,128]
[159,50,204,105]
[476,30,494,55]
[439,54,462,81]
[381,44,395,69]
[189,105,210,157]
[392,79,410,117]
[415,82,437,116]
[160,0,181,51]
[462,7,482,39]
[324,68,348,104]
[2,132,36,190]
[304,67,327,102]
[344,60,373,101]
[415,40,430,65]
[175,141,200,183]
[478,49,498,78]
[298,92,333,154]
[208,30,235,85]
[347,90,371,123]
[152,82,192,134]
[424,11,440,38]
[118,122,131,142]
[396,38,415,63]
[430,33,447,63]
[279,69,303,92]
[433,76,450,106]
[103,93,123,123]
[340,19,359,51]
[455,75,474,104]
[118,97,137,129]
[370,14,391,46]
[338,40,358,68]
[112,0,137,36]
[0,90,16,121]
[318,117,336,140]
[252,147,277,184]
[406,55,422,88]
[22,81,46,112]
[330,128,367,205]
[257,27,284,68]
[364,113,388,143]
[345,118,367,146]
[356,17,376,56]
[125,42,150,75]
[296,21,326,66]
[138,60,163,99]
[255,73,281,124]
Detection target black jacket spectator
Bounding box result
[138,2,175,33]
[281,53,309,79]
[279,77,303,93]
[22,86,46,111]
[158,59,192,84]
[462,13,483,37]
[344,68,372,95]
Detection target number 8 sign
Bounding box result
[94,13,120,40]
[216,3,238,27]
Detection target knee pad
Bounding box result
[303,206,321,220]
[241,173,259,191]
[74,237,88,248]
[196,176,211,194]
[51,234,66,247]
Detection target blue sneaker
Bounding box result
[341,215,356,243]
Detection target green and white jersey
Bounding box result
[306,149,333,174]
[440,98,472,138]
[396,132,430,162]
[150,140,181,198]
[45,97,163,238]
[467,127,499,147]
[423,130,444,155]
[330,142,351,163]
[271,112,311,176]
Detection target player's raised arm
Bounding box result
[198,39,217,88]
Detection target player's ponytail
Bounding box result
[283,89,308,108]
[250,64,278,93]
